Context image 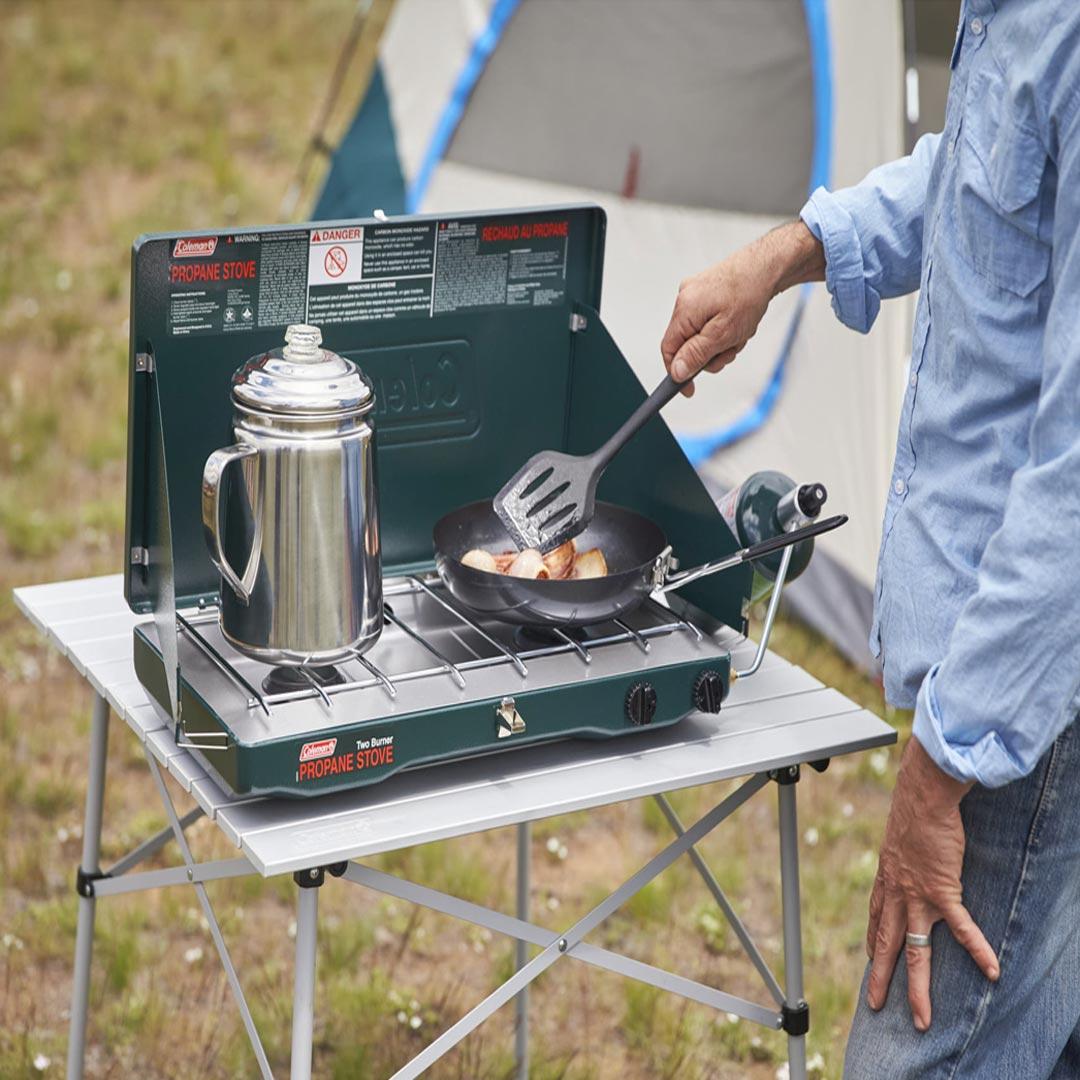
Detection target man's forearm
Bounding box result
[755,220,826,297]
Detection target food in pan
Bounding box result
[508,548,549,579]
[460,548,498,572]
[570,547,608,579]
[541,539,575,579]
[460,539,609,580]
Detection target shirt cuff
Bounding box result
[800,187,880,334]
[913,664,1028,788]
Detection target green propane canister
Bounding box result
[716,471,828,603]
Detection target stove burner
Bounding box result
[262,664,347,696]
[513,624,589,649]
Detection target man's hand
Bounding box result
[866,737,999,1031]
[660,220,825,396]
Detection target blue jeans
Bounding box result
[844,720,1080,1079]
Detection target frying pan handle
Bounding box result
[655,513,848,594]
[593,373,690,472]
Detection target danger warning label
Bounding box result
[166,214,571,337]
[307,227,364,288]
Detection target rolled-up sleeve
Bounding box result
[912,103,1080,788]
[800,132,942,333]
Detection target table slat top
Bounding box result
[15,576,895,876]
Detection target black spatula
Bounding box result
[494,372,688,553]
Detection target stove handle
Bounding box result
[202,443,260,604]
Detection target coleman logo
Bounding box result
[173,236,218,258]
[299,738,337,762]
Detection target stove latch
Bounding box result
[496,697,526,738]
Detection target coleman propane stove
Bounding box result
[125,204,807,798]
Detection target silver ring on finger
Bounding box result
[905,932,932,948]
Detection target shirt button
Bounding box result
[910,372,918,388]
[947,138,955,157]
[894,478,907,496]
[970,16,984,35]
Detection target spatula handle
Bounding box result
[593,373,689,472]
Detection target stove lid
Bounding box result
[232,324,373,417]
[123,204,749,634]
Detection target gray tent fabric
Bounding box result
[314,0,912,674]
[449,0,814,215]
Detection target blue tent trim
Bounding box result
[677,0,834,466]
[406,0,523,213]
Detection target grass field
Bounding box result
[0,3,906,1077]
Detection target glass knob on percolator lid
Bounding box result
[282,323,323,363]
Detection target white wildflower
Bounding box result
[56,269,73,292]
[409,1015,422,1030]
[396,1010,407,1024]
[33,1053,50,1072]
[842,802,855,818]
[804,827,820,847]
[287,919,297,940]
[869,749,889,776]
[183,946,203,964]
[546,836,560,854]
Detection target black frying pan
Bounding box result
[433,499,846,628]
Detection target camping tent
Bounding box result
[313,0,915,671]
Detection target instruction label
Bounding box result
[165,213,570,337]
[433,217,569,314]
[166,231,308,337]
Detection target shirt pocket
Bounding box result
[956,66,1050,297]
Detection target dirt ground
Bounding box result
[0,3,906,1077]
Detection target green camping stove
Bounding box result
[124,204,815,798]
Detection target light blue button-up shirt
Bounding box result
[800,0,1080,788]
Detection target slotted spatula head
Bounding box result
[494,373,688,553]
[494,449,599,553]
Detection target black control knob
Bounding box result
[693,669,726,714]
[625,682,657,726]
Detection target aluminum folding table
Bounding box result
[15,574,895,1080]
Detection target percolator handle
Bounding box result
[201,443,260,604]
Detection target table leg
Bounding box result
[515,821,530,1080]
[778,778,807,1080]
[67,692,109,1080]
[291,881,320,1080]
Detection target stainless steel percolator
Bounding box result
[201,324,382,665]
